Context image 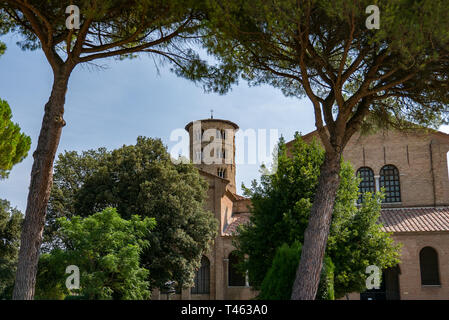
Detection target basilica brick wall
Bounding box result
[393,232,449,299]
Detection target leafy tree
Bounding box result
[0,199,23,299]
[237,135,400,299]
[203,0,449,299]
[45,137,218,290]
[43,148,107,252]
[0,0,230,299]
[0,99,31,179]
[34,252,68,300]
[35,208,155,300]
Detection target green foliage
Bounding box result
[46,137,218,289]
[0,0,235,93]
[34,252,68,300]
[316,257,335,301]
[43,148,108,252]
[204,0,449,128]
[259,242,334,300]
[258,242,302,300]
[0,99,31,179]
[237,135,401,298]
[36,208,155,300]
[0,199,23,299]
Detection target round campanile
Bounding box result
[185,118,239,193]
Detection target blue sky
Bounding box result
[2,34,449,213]
[0,34,317,212]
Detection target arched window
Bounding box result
[380,165,401,203]
[357,167,375,204]
[191,256,210,294]
[420,247,440,286]
[228,251,246,287]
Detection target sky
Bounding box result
[1,34,449,213]
[0,34,317,212]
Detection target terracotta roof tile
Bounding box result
[223,213,251,236]
[222,207,449,237]
[232,193,249,201]
[380,207,449,233]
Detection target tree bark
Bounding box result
[291,150,341,300]
[12,67,71,300]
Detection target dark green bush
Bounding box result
[258,242,335,300]
[316,256,335,300]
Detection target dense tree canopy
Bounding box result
[46,137,218,289]
[0,0,231,91]
[204,0,449,299]
[0,199,23,299]
[236,135,401,299]
[36,208,155,300]
[43,148,108,251]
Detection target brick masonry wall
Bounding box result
[300,128,449,300]
[393,233,449,300]
[301,129,449,207]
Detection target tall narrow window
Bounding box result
[228,251,246,287]
[357,167,375,203]
[191,256,210,294]
[420,247,440,286]
[217,168,226,179]
[380,165,401,203]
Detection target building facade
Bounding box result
[153,118,449,300]
[294,127,449,300]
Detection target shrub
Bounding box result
[259,242,335,300]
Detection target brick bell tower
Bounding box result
[185,116,239,193]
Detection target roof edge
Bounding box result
[185,119,239,131]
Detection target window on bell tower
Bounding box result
[217,168,226,178]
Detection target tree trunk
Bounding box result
[291,151,341,300]
[12,68,71,300]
